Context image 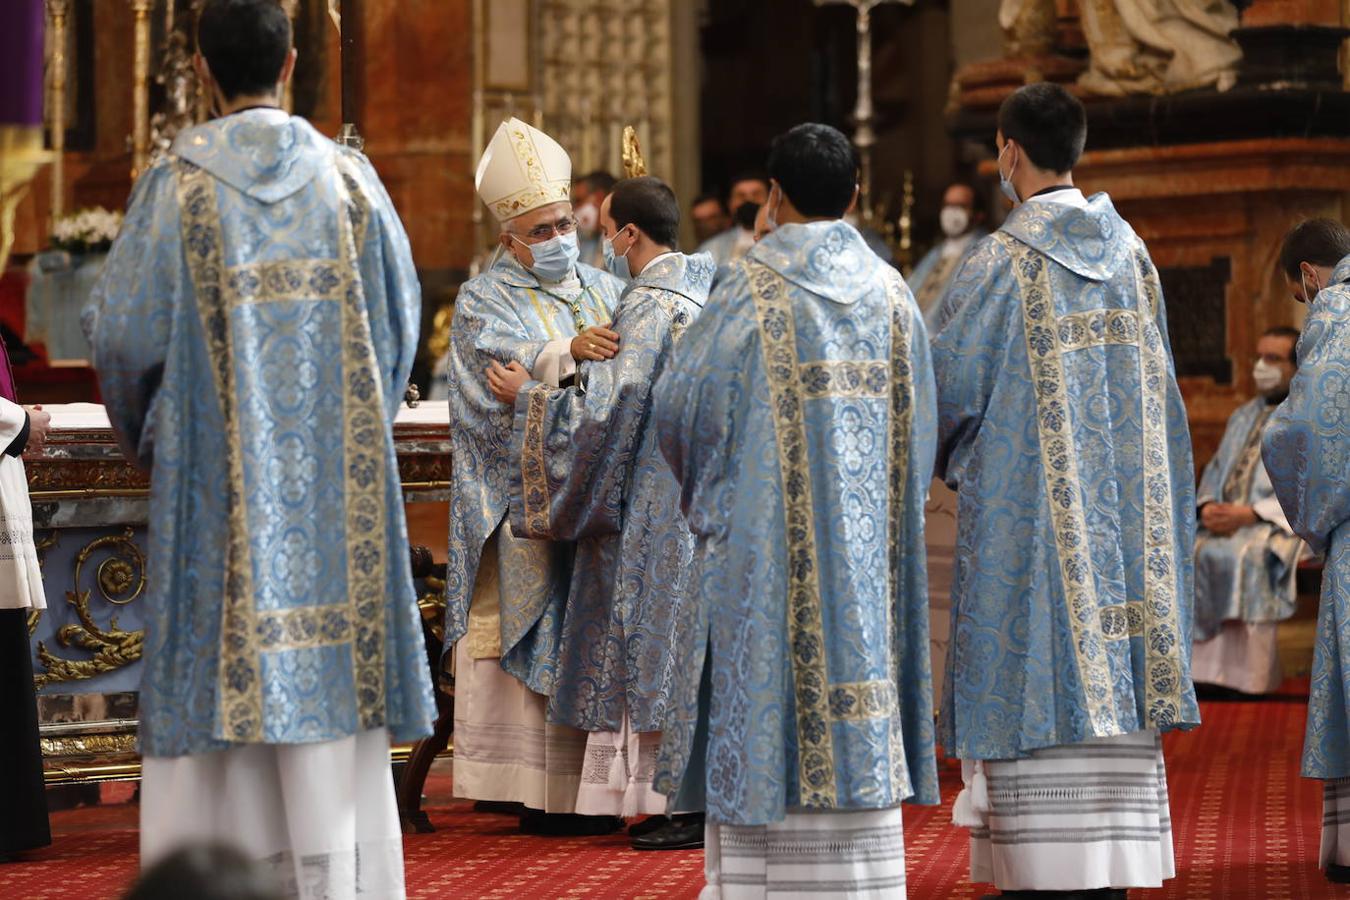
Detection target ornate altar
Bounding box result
[28,403,451,783]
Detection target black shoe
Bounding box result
[474,800,526,816]
[1329,863,1350,884]
[630,812,704,850]
[519,810,625,837]
[627,815,670,838]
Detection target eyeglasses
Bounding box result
[513,216,579,243]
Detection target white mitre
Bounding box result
[475,117,572,222]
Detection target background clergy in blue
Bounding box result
[1263,219,1350,879]
[652,125,938,893]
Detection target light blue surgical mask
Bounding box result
[602,229,633,282]
[998,142,1019,205]
[514,231,580,283]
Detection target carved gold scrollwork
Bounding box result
[27,531,59,635]
[418,576,447,646]
[34,527,146,688]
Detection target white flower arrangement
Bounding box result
[50,207,123,254]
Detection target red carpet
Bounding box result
[4,685,1350,898]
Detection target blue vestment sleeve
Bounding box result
[894,295,941,805]
[510,295,672,540]
[930,238,1015,489]
[1263,297,1350,554]
[85,161,183,469]
[652,267,755,523]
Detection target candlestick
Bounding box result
[47,0,70,221]
[131,0,154,179]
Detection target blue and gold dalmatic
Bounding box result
[442,255,622,692]
[1263,257,1350,780]
[86,109,435,756]
[931,194,1201,763]
[508,251,715,733]
[650,222,940,826]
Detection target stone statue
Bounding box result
[1074,0,1241,95]
[999,0,1058,58]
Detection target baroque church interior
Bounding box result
[2,0,1350,898]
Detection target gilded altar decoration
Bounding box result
[150,1,205,161]
[45,0,70,221]
[0,126,52,273]
[34,527,146,688]
[621,125,647,178]
[131,0,154,178]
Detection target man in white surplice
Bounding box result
[1192,326,1306,694]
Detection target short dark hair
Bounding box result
[1279,218,1350,278]
[765,123,858,219]
[1262,325,1301,364]
[692,192,728,213]
[997,83,1087,174]
[198,0,292,101]
[123,844,282,900]
[579,170,617,194]
[728,171,770,196]
[609,176,680,248]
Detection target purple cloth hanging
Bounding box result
[0,0,46,128]
[0,338,18,404]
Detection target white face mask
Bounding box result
[997,142,1019,205]
[940,205,970,238]
[1301,269,1322,304]
[1253,358,1284,394]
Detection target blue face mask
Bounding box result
[602,229,633,281]
[515,231,580,283]
[998,142,1019,205]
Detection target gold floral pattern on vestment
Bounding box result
[177,159,265,741]
[1057,308,1141,353]
[799,359,890,399]
[1132,249,1184,729]
[883,272,914,799]
[746,260,838,807]
[995,231,1122,737]
[333,153,389,732]
[828,679,898,721]
[176,154,390,741]
[521,384,552,537]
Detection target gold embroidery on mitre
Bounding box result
[483,121,571,220]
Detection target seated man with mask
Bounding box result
[486,176,715,850]
[1192,326,1307,695]
[444,117,627,836]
